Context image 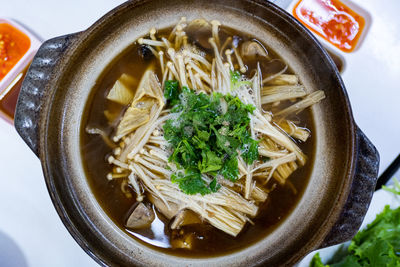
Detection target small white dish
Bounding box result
[286,0,372,74]
[0,18,41,123]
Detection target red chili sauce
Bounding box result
[293,0,365,52]
[0,68,27,120]
[0,23,30,81]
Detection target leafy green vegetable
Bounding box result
[310,253,329,267]
[383,178,400,196]
[310,205,400,267]
[311,253,363,267]
[220,155,239,182]
[209,178,221,193]
[231,70,241,82]
[241,138,259,165]
[171,169,211,195]
[230,70,252,89]
[163,81,258,195]
[164,80,180,106]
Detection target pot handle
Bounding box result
[319,127,380,248]
[14,33,80,157]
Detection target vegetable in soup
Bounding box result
[81,17,325,257]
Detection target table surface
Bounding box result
[0,0,399,266]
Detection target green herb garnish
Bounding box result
[164,80,180,106]
[230,70,252,89]
[310,203,400,267]
[171,169,211,196]
[163,81,258,195]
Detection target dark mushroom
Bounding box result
[125,202,155,229]
[185,19,212,50]
[138,44,154,61]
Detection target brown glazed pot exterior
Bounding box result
[14,0,379,266]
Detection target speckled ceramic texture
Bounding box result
[320,128,379,248]
[14,0,379,266]
[14,33,80,155]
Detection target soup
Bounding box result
[81,18,324,257]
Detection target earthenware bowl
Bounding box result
[14,0,379,266]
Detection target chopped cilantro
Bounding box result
[231,70,241,84]
[230,70,252,89]
[199,150,223,173]
[220,155,239,182]
[209,178,221,193]
[241,138,259,165]
[171,169,210,195]
[163,81,259,195]
[164,80,180,106]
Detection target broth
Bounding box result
[81,24,316,257]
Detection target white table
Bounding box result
[0,0,399,266]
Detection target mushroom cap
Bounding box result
[241,41,269,61]
[185,19,212,50]
[126,202,155,229]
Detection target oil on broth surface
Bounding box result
[81,26,316,257]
